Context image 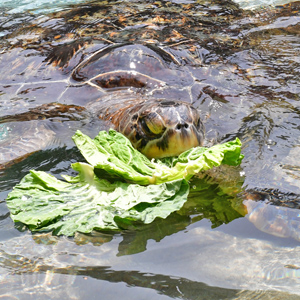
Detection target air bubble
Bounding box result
[266,139,276,148]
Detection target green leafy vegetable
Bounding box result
[72,129,244,185]
[7,163,189,235]
[6,129,244,236]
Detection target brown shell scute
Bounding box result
[68,43,193,94]
[71,43,180,82]
[91,71,165,90]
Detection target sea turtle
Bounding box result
[0,42,205,167]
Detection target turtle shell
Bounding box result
[0,42,201,112]
[47,42,196,102]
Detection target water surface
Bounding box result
[0,0,300,299]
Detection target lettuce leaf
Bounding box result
[6,129,244,236]
[7,162,189,236]
[73,129,244,185]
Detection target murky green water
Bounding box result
[0,0,300,299]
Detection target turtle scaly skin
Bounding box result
[95,97,204,158]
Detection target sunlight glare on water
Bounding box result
[0,0,91,14]
[234,0,297,9]
[0,0,298,14]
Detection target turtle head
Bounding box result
[120,100,205,159]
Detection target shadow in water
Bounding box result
[0,246,298,300]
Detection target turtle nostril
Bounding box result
[176,123,189,130]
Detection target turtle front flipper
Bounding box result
[0,103,87,123]
[0,103,88,169]
[0,121,56,170]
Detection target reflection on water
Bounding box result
[235,0,296,9]
[0,0,90,14]
[245,199,300,240]
[0,0,300,298]
[0,0,297,14]
[0,222,300,299]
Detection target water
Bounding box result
[0,0,90,14]
[235,0,296,9]
[0,0,296,13]
[0,0,300,298]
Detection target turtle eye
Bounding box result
[140,113,165,138]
